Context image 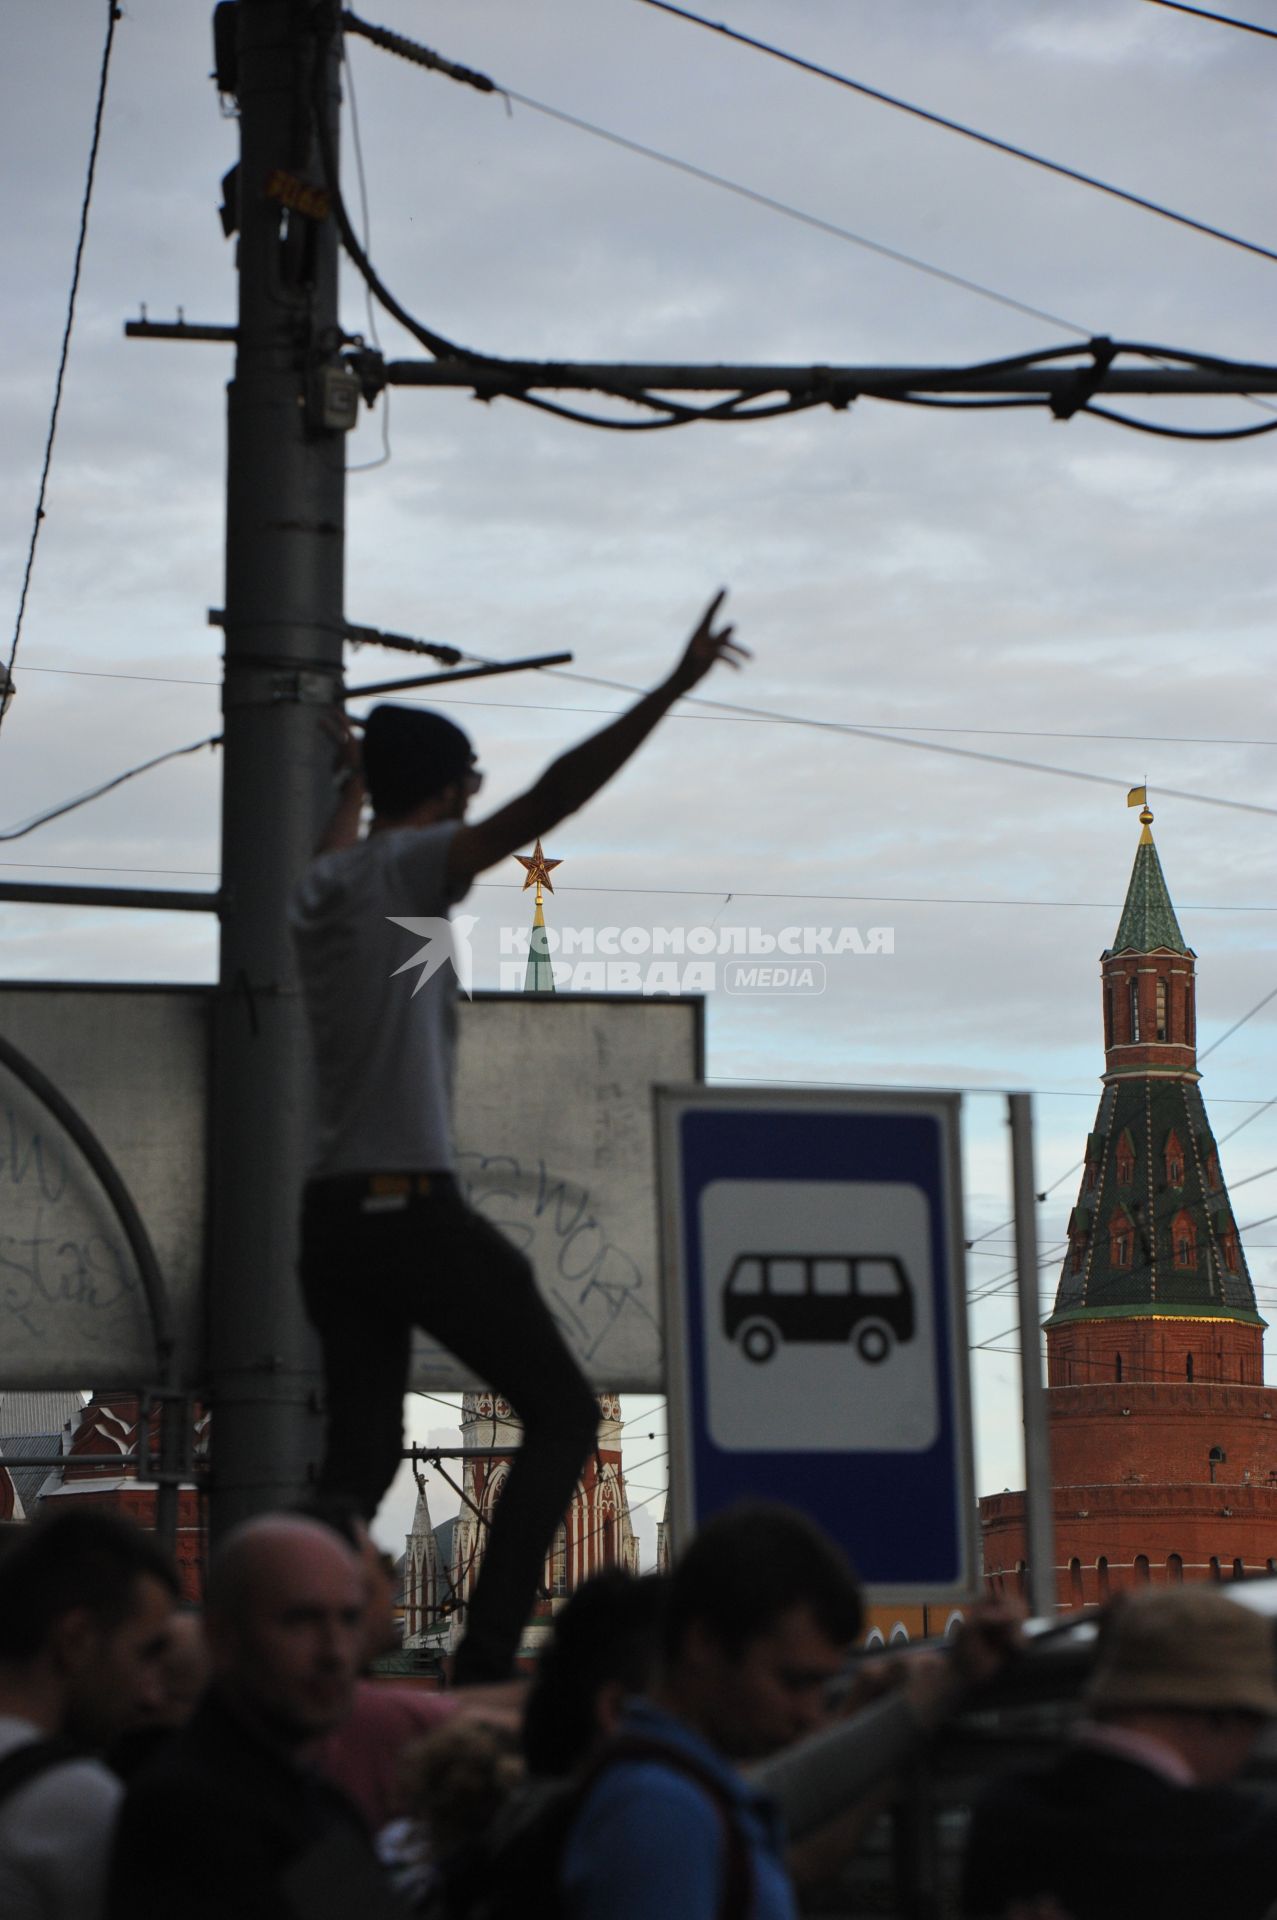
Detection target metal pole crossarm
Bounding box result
[345,651,573,698]
[0,882,220,913]
[378,356,1277,402]
[209,607,463,664]
[125,318,238,343]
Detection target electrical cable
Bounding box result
[631,0,1277,266]
[0,735,220,843]
[536,665,1277,821]
[1078,403,1277,441]
[494,85,1090,341]
[343,34,393,473]
[1198,984,1277,1062]
[3,0,121,743]
[339,11,1260,436]
[1138,0,1277,38]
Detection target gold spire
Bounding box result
[515,837,561,906]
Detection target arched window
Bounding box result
[1155,978,1168,1041]
[1129,978,1141,1042]
[1097,1556,1110,1599]
[1167,1553,1183,1584]
[889,1624,909,1645]
[1164,1131,1184,1187]
[1206,1149,1221,1192]
[1115,1132,1136,1186]
[1109,1210,1133,1268]
[1134,1553,1150,1584]
[1069,1558,1083,1607]
[1210,1556,1222,1581]
[863,1628,886,1650]
[1233,1557,1246,1581]
[1172,1209,1197,1271]
[1015,1561,1027,1599]
[1187,985,1196,1045]
[1223,1229,1239,1273]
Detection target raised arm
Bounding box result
[446,590,745,889]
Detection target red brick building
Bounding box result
[981,806,1277,1608]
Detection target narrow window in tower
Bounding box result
[1134,1554,1150,1584]
[1104,982,1114,1047]
[1097,1556,1110,1599]
[1187,984,1196,1045]
[1129,977,1141,1042]
[1116,1133,1135,1186]
[1233,1557,1246,1581]
[1223,1230,1238,1273]
[1071,1237,1083,1275]
[1172,1209,1197,1270]
[1167,1553,1183,1583]
[1210,1556,1222,1581]
[1155,978,1168,1041]
[1115,1352,1123,1382]
[1085,1159,1097,1193]
[1186,1352,1194,1382]
[1109,1210,1133,1266]
[1164,1131,1183,1187]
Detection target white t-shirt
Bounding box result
[291,823,471,1178]
[0,1716,122,1920]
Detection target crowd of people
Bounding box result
[4,1496,1275,1919]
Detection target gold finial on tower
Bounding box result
[1127,784,1153,844]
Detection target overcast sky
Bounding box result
[3,0,1276,1562]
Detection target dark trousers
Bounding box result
[300,1172,599,1683]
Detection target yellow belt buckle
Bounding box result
[369,1174,411,1199]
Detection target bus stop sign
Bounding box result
[657,1086,975,1601]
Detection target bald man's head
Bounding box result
[206,1516,364,1744]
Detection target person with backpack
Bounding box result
[0,1509,178,1920]
[561,1504,862,1920]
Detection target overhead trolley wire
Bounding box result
[337,14,1276,440]
[540,664,1277,821]
[1138,0,1277,38]
[3,0,121,745]
[632,0,1277,267]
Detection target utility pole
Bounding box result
[208,0,349,1534]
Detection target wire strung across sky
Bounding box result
[1137,0,1277,38]
[631,0,1277,267]
[3,0,119,751]
[337,12,1277,441]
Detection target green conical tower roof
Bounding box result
[1105,810,1190,956]
[1048,806,1260,1331]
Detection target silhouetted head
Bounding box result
[362,704,478,820]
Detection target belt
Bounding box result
[308,1170,443,1213]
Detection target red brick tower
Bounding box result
[980,806,1277,1607]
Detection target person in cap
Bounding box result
[290,592,745,1686]
[962,1584,1277,1919]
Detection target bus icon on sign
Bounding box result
[722,1253,915,1365]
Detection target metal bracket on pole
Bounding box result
[1009,1092,1056,1619]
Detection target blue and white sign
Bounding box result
[657,1086,975,1601]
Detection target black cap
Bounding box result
[362,704,475,817]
